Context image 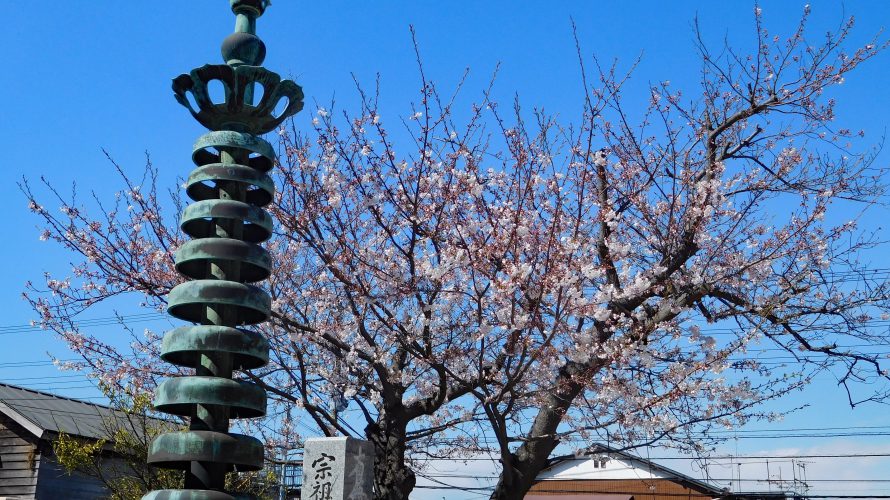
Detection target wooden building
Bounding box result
[0,383,134,499]
[526,443,792,500]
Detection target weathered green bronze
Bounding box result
[144,1,303,498]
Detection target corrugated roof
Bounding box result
[0,382,144,441]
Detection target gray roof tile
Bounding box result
[0,383,151,441]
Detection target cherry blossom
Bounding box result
[21,10,890,500]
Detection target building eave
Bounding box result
[0,399,47,440]
[541,443,724,495]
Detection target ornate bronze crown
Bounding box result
[173,64,304,135]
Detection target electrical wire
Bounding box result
[0,312,168,335]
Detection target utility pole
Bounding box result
[144,1,303,498]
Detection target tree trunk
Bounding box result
[487,407,562,500]
[368,419,416,500]
[489,361,596,500]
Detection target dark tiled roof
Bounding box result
[0,382,147,441]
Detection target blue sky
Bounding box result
[2,1,890,498]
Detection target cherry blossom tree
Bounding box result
[22,8,890,500]
[470,11,890,498]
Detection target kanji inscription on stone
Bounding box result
[303,437,374,500]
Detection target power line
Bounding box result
[0,354,146,369]
[413,482,890,498]
[415,452,890,461]
[421,472,890,483]
[0,395,108,401]
[0,384,99,394]
[0,373,87,382]
[0,312,168,335]
[409,424,890,445]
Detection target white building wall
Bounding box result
[535,455,674,481]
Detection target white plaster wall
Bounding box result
[536,456,674,481]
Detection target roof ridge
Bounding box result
[541,442,724,494]
[0,381,115,410]
[0,382,172,442]
[0,388,45,436]
[591,442,720,491]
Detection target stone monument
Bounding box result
[302,437,375,500]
